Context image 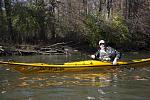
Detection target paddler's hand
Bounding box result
[91,55,95,59]
[112,57,118,65]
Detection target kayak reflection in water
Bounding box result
[91,40,121,65]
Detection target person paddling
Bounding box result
[91,40,121,65]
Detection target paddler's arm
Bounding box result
[91,50,100,59]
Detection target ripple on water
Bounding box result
[0,53,150,100]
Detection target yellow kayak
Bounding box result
[0,58,150,74]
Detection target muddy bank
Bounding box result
[0,41,90,56]
[0,41,149,56]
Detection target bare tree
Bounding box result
[4,0,13,41]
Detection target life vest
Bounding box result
[96,46,119,61]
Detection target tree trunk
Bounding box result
[39,0,46,41]
[50,0,56,39]
[83,0,88,14]
[107,0,112,19]
[0,0,2,14]
[99,0,102,12]
[0,0,3,25]
[4,0,13,41]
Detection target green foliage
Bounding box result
[83,13,105,47]
[83,13,131,48]
[110,15,131,45]
[11,0,51,43]
[0,0,148,50]
[12,4,40,43]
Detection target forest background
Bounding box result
[0,0,150,51]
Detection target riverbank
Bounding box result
[0,41,149,56]
[0,42,87,56]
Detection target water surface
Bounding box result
[0,52,150,100]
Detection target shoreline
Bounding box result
[0,42,150,56]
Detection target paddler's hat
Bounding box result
[99,40,105,45]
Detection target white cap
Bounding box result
[99,40,105,45]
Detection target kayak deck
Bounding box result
[0,58,150,74]
[0,60,128,67]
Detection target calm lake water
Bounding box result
[0,52,150,100]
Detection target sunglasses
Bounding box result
[99,43,105,45]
